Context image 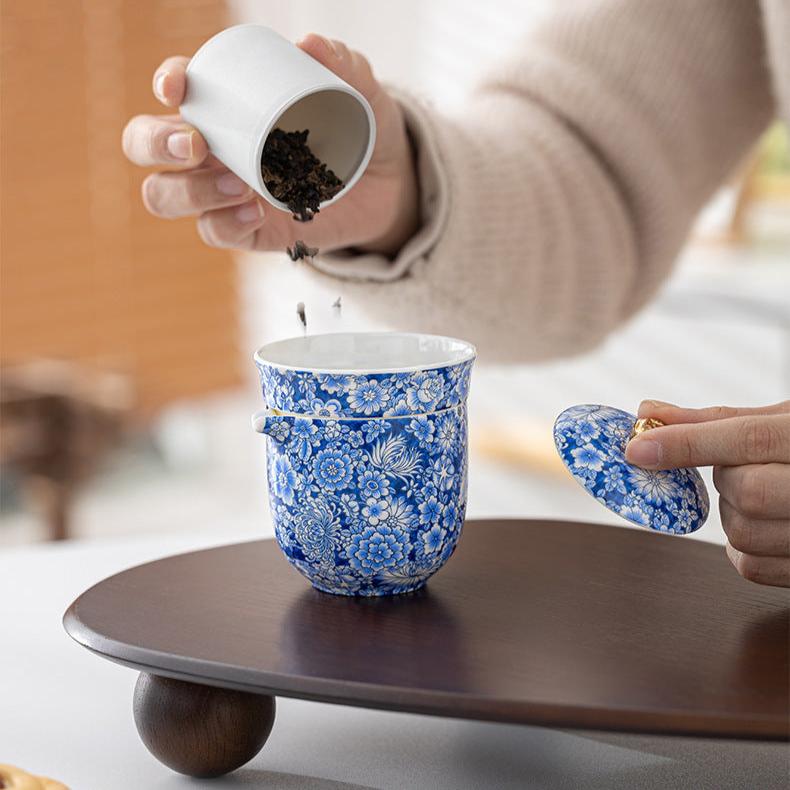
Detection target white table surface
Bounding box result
[2,531,788,790]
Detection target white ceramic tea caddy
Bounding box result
[180,25,376,213]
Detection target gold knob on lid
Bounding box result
[629,417,665,441]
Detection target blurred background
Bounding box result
[1,0,788,549]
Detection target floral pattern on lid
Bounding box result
[554,404,709,535]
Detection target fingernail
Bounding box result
[303,33,338,57]
[167,130,194,159]
[154,72,167,101]
[235,201,263,224]
[641,399,675,410]
[216,172,249,197]
[626,438,661,468]
[322,36,339,56]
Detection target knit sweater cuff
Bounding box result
[309,89,448,283]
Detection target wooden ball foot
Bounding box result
[133,673,276,778]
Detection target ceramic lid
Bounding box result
[553,404,709,535]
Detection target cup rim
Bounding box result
[254,332,477,374]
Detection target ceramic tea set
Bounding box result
[183,25,710,598]
[252,333,475,596]
[251,332,710,597]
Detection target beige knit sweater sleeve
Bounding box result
[310,0,774,362]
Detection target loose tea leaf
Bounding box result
[287,240,319,261]
[296,301,307,333]
[261,128,345,222]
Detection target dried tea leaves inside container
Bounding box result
[261,128,345,222]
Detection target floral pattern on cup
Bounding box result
[264,407,468,596]
[554,404,709,535]
[256,359,474,419]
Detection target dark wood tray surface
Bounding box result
[63,519,789,740]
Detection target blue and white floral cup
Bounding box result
[253,332,476,596]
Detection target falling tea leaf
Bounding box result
[287,240,319,261]
[296,302,307,333]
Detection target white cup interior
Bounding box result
[255,333,476,374]
[256,87,374,211]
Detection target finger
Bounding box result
[197,200,266,249]
[637,400,790,423]
[297,34,379,99]
[726,544,790,587]
[719,498,790,555]
[142,168,253,219]
[713,464,790,520]
[122,114,208,168]
[626,414,790,469]
[152,56,190,107]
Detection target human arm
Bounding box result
[123,1,774,360]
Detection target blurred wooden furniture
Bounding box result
[471,419,565,477]
[0,360,132,540]
[704,123,790,245]
[0,0,241,416]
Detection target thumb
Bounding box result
[297,34,379,101]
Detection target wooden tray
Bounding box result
[63,519,789,777]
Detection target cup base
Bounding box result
[310,579,429,598]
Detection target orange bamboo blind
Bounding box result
[1,0,241,414]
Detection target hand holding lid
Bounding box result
[554,404,709,534]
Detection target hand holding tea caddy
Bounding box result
[122,29,418,256]
[121,8,783,362]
